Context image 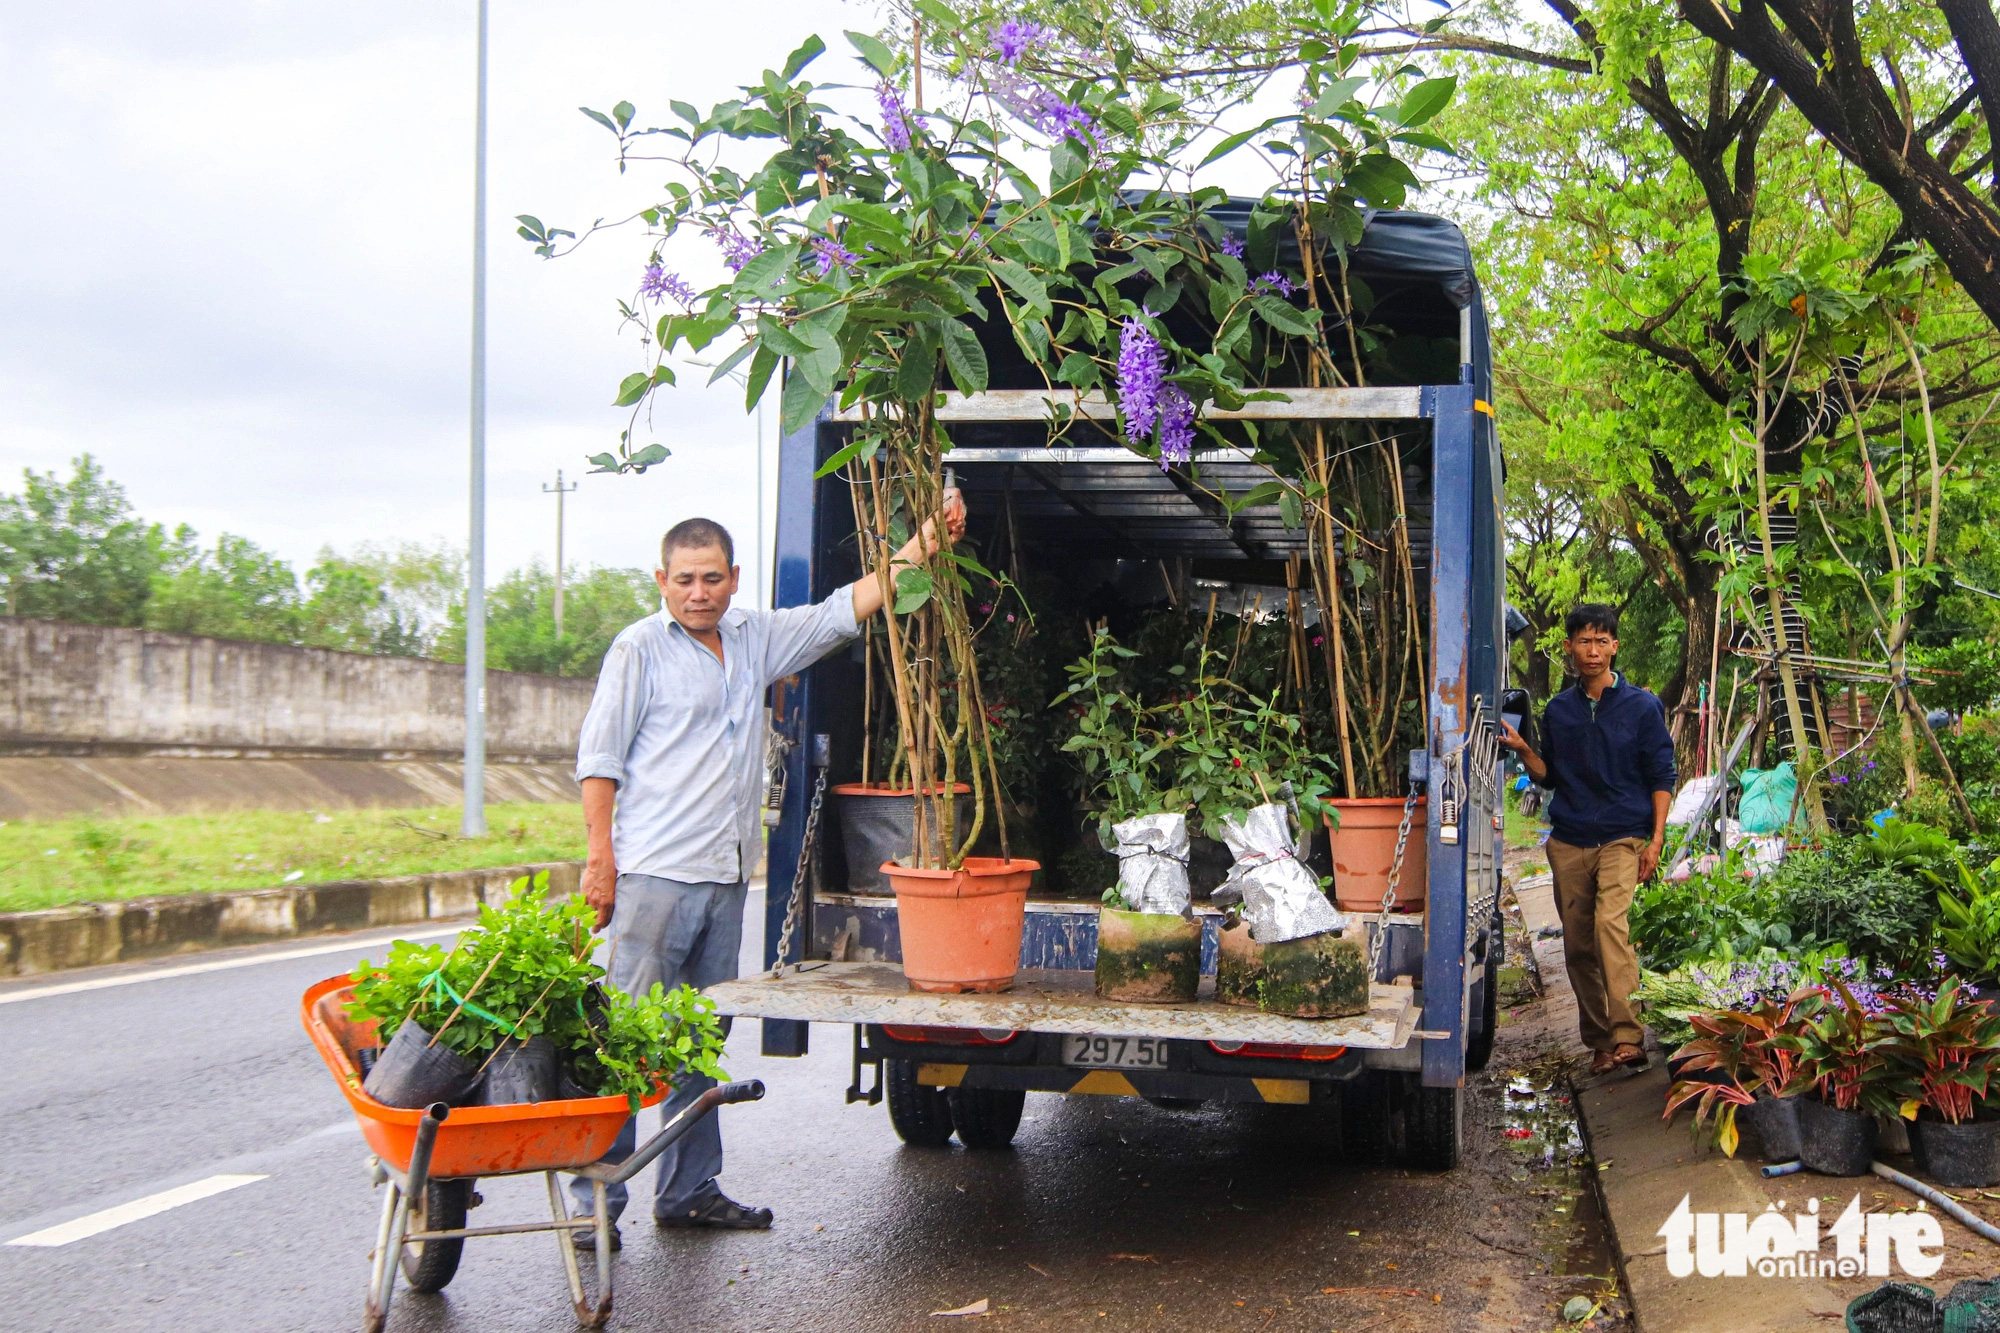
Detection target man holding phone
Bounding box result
[1499,604,1676,1075]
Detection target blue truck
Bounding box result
[706,205,1508,1170]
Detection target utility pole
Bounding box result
[462,0,489,839]
[543,469,578,636]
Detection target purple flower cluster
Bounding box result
[1252,271,1297,298]
[705,226,763,273]
[639,262,698,306]
[1116,314,1195,469]
[1158,386,1194,468]
[1219,234,1244,259]
[876,82,912,152]
[1117,314,1166,445]
[1033,94,1095,144]
[808,235,859,278]
[992,18,1047,64]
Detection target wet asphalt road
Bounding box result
[0,888,1621,1332]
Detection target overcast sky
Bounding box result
[1,3,1321,608]
[0,1,890,606]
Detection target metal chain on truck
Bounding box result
[768,763,827,980]
[1369,778,1423,980]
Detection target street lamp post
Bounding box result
[462,0,490,839]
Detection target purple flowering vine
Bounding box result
[1252,271,1297,298]
[639,262,698,305]
[876,82,913,152]
[705,226,763,273]
[808,235,859,278]
[1117,314,1166,444]
[992,18,1047,64]
[1158,385,1195,468]
[1033,94,1095,144]
[1219,234,1244,259]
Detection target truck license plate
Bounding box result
[1063,1035,1170,1070]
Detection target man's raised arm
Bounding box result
[848,489,967,620]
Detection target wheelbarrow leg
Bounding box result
[590,1180,613,1328]
[545,1171,588,1314]
[364,1180,405,1333]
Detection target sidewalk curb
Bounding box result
[0,861,583,978]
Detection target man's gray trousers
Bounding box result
[568,874,744,1223]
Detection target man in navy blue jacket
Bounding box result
[1499,604,1677,1075]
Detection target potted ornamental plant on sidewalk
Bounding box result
[1779,983,1897,1176]
[1165,655,1356,1016]
[1877,978,2000,1187]
[1058,629,1201,1003]
[1663,989,1811,1162]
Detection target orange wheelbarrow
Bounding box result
[302,975,764,1331]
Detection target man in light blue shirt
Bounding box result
[569,502,961,1244]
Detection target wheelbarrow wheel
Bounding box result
[401,1178,471,1292]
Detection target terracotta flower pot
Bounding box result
[833,783,972,894]
[883,856,1039,993]
[1324,797,1428,913]
[1095,908,1200,1003]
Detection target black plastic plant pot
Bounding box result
[362,1020,478,1109]
[471,1035,562,1107]
[1741,1092,1802,1163]
[832,784,972,895]
[1798,1095,1878,1177]
[1910,1116,2000,1188]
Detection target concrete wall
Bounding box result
[0,618,595,762]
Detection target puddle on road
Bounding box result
[1495,1044,1624,1322]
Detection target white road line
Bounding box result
[0,925,466,1006]
[6,1175,268,1247]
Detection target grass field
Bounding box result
[0,803,587,913]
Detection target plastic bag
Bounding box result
[1667,775,1724,827]
[1845,1282,1939,1333]
[1110,812,1192,917]
[1215,802,1347,945]
[1739,763,1799,834]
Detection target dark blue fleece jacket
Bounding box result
[1535,675,1678,847]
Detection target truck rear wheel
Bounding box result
[1387,1075,1462,1170]
[947,1087,1026,1149]
[1465,916,1503,1075]
[885,1059,954,1147]
[1338,1075,1389,1164]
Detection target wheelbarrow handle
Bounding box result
[404,1102,450,1201]
[594,1080,766,1187]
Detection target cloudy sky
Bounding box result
[0,1,890,606]
[1,2,1321,608]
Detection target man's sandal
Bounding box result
[1589,1045,1647,1075]
[657,1191,774,1230]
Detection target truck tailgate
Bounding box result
[706,963,1422,1050]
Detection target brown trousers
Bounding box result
[1546,836,1646,1051]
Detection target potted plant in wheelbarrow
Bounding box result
[1164,655,1356,1017]
[1877,977,2000,1187]
[1058,628,1201,1003]
[348,876,727,1111]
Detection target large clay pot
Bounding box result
[1325,797,1428,913]
[883,857,1039,993]
[1214,919,1370,1018]
[834,783,972,895]
[1095,908,1200,1003]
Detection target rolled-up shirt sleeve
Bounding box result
[762,583,861,683]
[574,637,648,785]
